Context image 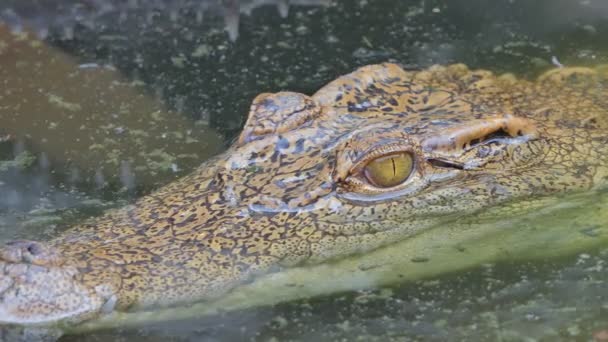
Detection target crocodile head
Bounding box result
[0,63,607,329]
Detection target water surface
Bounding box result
[1,0,608,341]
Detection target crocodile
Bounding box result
[0,63,607,334]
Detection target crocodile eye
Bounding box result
[364,152,414,188]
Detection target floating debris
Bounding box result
[551,55,565,68]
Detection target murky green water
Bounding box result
[1,0,608,341]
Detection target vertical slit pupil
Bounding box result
[363,152,413,188]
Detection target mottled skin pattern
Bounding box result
[0,63,607,327]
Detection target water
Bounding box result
[1,0,608,341]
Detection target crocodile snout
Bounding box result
[0,240,106,326]
[0,240,62,267]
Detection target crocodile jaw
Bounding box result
[0,242,109,326]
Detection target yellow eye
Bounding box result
[363,152,414,188]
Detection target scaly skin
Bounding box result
[0,63,607,328]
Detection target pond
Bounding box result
[1,0,608,341]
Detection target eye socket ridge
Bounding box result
[422,115,538,154]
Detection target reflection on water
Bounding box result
[0,0,331,41]
[1,0,608,341]
[62,251,608,341]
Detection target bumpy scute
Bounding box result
[239,91,322,144]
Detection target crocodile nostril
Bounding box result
[1,240,61,266]
[26,242,43,256]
